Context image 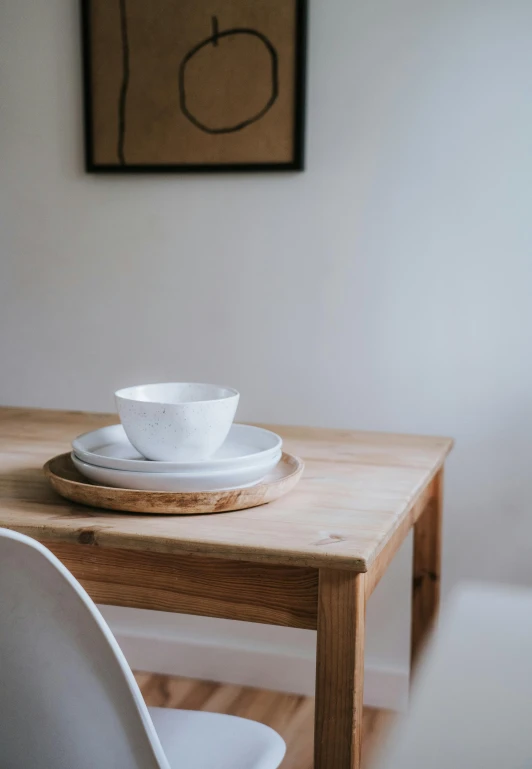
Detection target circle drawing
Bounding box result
[178,17,279,135]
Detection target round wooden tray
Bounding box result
[43,452,304,515]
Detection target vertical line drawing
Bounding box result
[117,0,130,164]
[82,0,307,171]
[211,15,219,46]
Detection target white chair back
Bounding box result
[0,528,170,769]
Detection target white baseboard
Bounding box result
[114,629,409,712]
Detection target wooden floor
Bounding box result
[135,672,395,769]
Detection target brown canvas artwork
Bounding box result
[83,0,307,171]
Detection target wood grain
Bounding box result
[0,407,452,571]
[47,542,319,629]
[365,476,435,598]
[44,452,304,514]
[135,672,395,769]
[411,468,443,670]
[314,569,366,769]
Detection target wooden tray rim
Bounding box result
[43,452,304,515]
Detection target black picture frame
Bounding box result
[80,0,308,173]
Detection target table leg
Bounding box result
[314,569,366,769]
[411,468,443,671]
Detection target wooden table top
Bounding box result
[0,408,452,571]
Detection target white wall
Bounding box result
[2,0,532,705]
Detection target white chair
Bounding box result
[0,528,286,769]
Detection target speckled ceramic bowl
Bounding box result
[115,383,239,461]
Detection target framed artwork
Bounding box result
[81,0,308,172]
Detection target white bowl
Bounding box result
[115,383,239,462]
[72,423,282,473]
[71,451,281,492]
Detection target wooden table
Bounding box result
[0,407,452,769]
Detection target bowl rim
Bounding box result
[115,382,240,406]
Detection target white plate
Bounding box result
[72,423,282,474]
[71,451,282,493]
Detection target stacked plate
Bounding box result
[71,423,283,493]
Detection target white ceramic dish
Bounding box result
[71,451,282,493]
[115,383,239,462]
[72,423,282,474]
